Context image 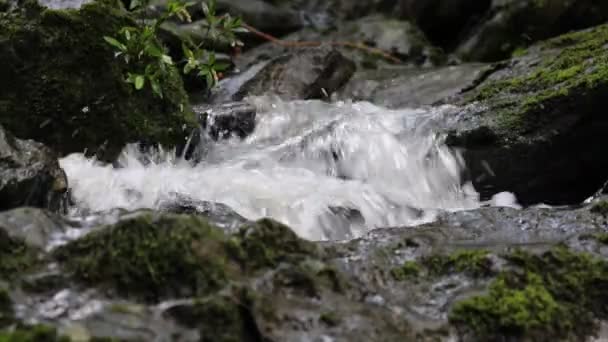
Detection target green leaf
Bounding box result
[205,72,214,87]
[161,54,173,65]
[150,78,163,98]
[103,36,126,51]
[129,0,140,10]
[135,75,145,90]
[146,44,164,58]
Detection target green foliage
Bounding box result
[0,325,69,342]
[424,249,493,278]
[449,246,608,340]
[104,0,245,98]
[390,261,421,280]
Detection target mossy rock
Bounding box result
[54,213,319,302]
[0,324,71,342]
[0,0,195,161]
[449,246,608,340]
[0,227,41,281]
[54,213,241,302]
[448,23,608,204]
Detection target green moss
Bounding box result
[0,290,12,328]
[0,325,70,342]
[53,213,240,302]
[424,249,493,278]
[0,230,40,281]
[0,0,195,161]
[470,24,608,134]
[54,214,321,302]
[320,311,341,327]
[390,261,421,280]
[590,200,608,216]
[237,218,319,270]
[449,246,608,340]
[593,233,608,244]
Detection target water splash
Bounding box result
[60,97,486,241]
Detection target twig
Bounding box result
[240,22,402,64]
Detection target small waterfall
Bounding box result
[60,96,502,241]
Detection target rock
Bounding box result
[445,24,608,205]
[456,0,608,62]
[338,63,489,108]
[0,126,67,212]
[328,204,608,341]
[158,193,250,233]
[194,101,256,140]
[395,0,490,49]
[0,208,67,250]
[0,1,195,162]
[232,47,356,101]
[215,0,302,38]
[235,15,444,70]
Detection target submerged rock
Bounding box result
[194,101,256,140]
[0,1,194,162]
[232,47,356,101]
[446,24,608,205]
[0,126,67,212]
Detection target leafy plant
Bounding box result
[104,0,245,98]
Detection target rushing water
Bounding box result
[60,96,516,241]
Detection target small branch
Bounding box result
[240,22,402,64]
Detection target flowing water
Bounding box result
[60,96,517,241]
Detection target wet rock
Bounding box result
[0,126,67,212]
[158,193,250,233]
[0,1,194,162]
[0,208,67,250]
[338,63,489,108]
[327,204,608,340]
[446,24,608,205]
[233,47,356,101]
[194,101,256,140]
[456,0,608,62]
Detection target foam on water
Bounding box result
[60,96,495,241]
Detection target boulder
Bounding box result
[338,63,489,108]
[0,125,67,212]
[0,1,195,162]
[231,47,356,101]
[456,0,608,62]
[446,24,608,205]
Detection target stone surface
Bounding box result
[0,126,67,212]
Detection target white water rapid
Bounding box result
[60,96,512,241]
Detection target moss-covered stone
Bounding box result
[423,249,493,278]
[0,325,70,342]
[236,218,319,270]
[0,228,40,281]
[319,311,341,327]
[54,213,240,302]
[169,292,256,342]
[0,289,12,328]
[390,261,421,280]
[590,200,608,216]
[470,24,608,135]
[54,213,321,302]
[449,246,608,340]
[0,0,195,161]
